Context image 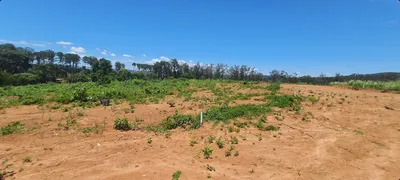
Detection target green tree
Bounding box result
[91,58,113,84]
[114,61,124,71]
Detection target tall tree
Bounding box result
[114,61,123,71]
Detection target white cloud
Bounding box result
[101,50,108,55]
[32,44,45,47]
[142,54,147,58]
[145,56,170,64]
[0,39,49,47]
[71,46,86,53]
[111,53,116,57]
[56,41,73,45]
[123,54,132,58]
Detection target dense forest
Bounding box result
[0,43,399,86]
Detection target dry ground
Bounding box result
[0,84,399,180]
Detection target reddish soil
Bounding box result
[1,84,399,180]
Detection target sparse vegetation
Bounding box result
[0,121,25,135]
[190,140,198,146]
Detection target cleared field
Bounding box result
[0,80,399,180]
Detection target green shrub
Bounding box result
[66,73,91,83]
[172,170,182,180]
[11,73,39,86]
[204,104,271,123]
[0,121,24,135]
[265,125,280,131]
[160,113,198,130]
[113,118,135,131]
[267,83,281,92]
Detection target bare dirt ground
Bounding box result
[1,84,399,180]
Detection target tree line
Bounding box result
[0,43,399,86]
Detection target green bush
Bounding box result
[113,118,135,131]
[204,104,271,123]
[12,73,39,86]
[0,121,25,135]
[267,83,281,92]
[172,170,182,180]
[67,73,91,83]
[160,113,199,130]
[265,125,280,131]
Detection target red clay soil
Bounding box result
[0,84,399,180]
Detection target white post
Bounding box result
[200,112,203,124]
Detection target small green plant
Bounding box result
[207,173,211,178]
[190,140,198,147]
[228,126,234,133]
[234,151,239,156]
[77,110,85,117]
[172,170,182,180]
[167,100,176,107]
[216,137,224,149]
[203,146,213,159]
[241,135,247,141]
[225,150,231,157]
[147,137,153,144]
[207,135,216,143]
[23,157,32,163]
[165,131,172,139]
[229,145,235,151]
[206,164,216,171]
[257,134,262,141]
[308,96,319,104]
[231,136,238,144]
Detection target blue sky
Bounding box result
[0,0,399,76]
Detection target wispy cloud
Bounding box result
[123,54,132,58]
[56,41,73,45]
[0,39,46,47]
[101,50,108,55]
[32,44,45,47]
[111,53,116,57]
[142,54,147,58]
[71,46,86,53]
